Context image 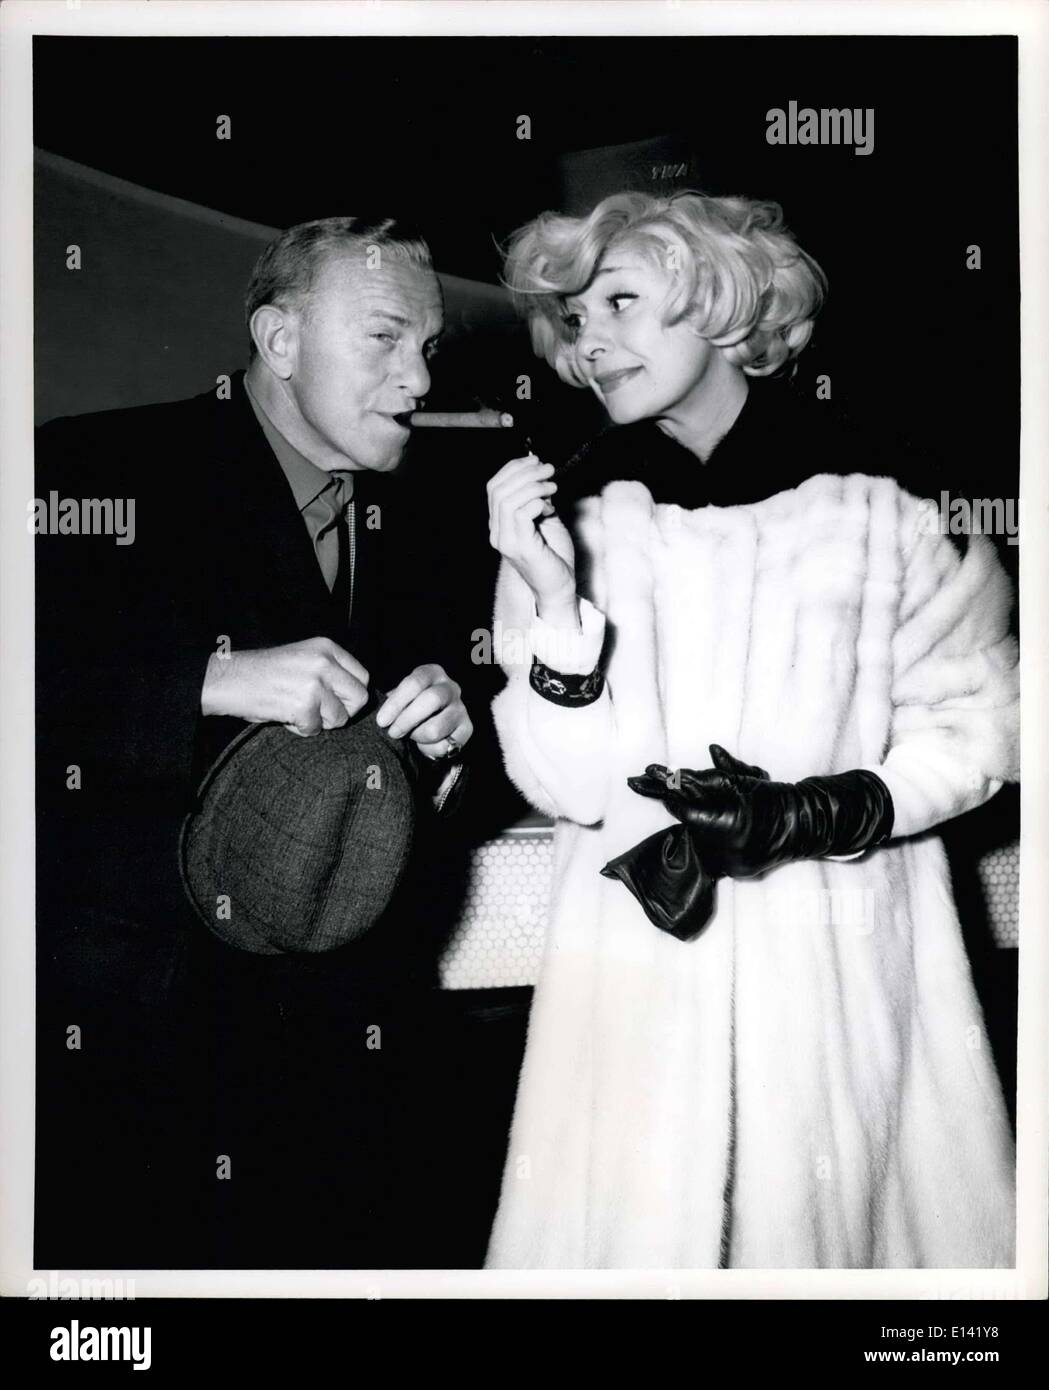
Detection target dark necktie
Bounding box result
[331,471,380,680]
[326,473,354,630]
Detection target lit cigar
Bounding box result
[409,409,515,429]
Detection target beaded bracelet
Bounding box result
[529,656,605,707]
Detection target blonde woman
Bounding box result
[484,190,1017,1269]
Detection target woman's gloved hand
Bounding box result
[600,823,718,943]
[629,745,894,878]
[600,745,894,942]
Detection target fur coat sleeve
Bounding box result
[490,521,615,825]
[862,492,1019,837]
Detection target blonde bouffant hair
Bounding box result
[503,189,826,386]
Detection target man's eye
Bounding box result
[371,333,397,345]
[424,342,440,361]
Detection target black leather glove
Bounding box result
[600,745,894,942]
[600,823,718,943]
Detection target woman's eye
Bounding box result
[609,293,637,312]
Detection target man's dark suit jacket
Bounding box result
[34,374,509,1269]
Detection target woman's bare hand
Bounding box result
[487,455,578,619]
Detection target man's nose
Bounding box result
[399,351,431,402]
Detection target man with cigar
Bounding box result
[35,217,479,1268]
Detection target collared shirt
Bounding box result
[243,374,353,591]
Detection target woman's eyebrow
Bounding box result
[563,266,629,308]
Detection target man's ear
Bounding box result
[250,304,297,380]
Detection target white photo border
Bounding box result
[2,0,1046,1301]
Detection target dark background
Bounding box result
[35,34,1019,504]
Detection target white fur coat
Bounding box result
[485,472,1018,1270]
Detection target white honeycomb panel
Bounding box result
[438,832,1020,990]
[438,829,551,989]
[978,840,1019,948]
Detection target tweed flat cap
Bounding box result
[179,713,416,954]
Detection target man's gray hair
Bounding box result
[245,215,433,357]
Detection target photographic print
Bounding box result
[2,0,1045,1332]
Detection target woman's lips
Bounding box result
[594,367,642,394]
